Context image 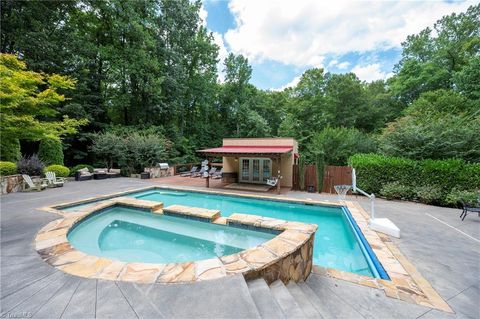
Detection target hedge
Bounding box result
[0,161,17,176]
[38,137,64,165]
[44,165,70,177]
[348,154,480,206]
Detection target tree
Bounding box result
[379,90,480,162]
[0,53,86,161]
[390,4,480,103]
[309,127,377,165]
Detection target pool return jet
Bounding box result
[349,168,401,238]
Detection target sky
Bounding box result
[201,0,475,90]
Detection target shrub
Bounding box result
[380,182,415,201]
[44,164,70,177]
[17,155,45,176]
[0,138,21,162]
[414,185,444,205]
[69,164,94,176]
[349,153,480,206]
[38,137,64,165]
[445,189,479,207]
[0,161,17,176]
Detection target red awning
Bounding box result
[197,145,293,155]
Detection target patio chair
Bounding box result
[460,199,480,221]
[192,166,206,178]
[22,174,47,191]
[212,168,223,179]
[181,166,198,177]
[266,177,278,187]
[206,167,217,177]
[45,171,65,187]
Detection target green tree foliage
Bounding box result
[91,129,170,173]
[38,137,64,165]
[0,54,87,161]
[309,127,377,165]
[379,90,480,162]
[390,5,479,103]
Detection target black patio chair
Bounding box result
[459,199,480,221]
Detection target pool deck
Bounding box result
[1,177,479,318]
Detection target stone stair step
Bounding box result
[269,280,307,319]
[297,281,334,319]
[286,281,325,319]
[247,278,286,319]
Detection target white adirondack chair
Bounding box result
[45,171,65,187]
[22,174,47,191]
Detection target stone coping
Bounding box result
[35,197,317,285]
[163,205,220,222]
[38,186,452,312]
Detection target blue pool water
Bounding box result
[63,188,386,278]
[68,206,276,264]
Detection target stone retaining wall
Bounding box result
[1,174,23,194]
[35,197,317,284]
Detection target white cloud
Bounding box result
[199,4,208,27]
[212,32,229,82]
[337,61,350,70]
[272,75,301,91]
[351,63,393,82]
[224,0,473,67]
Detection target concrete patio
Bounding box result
[1,178,479,318]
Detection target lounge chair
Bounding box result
[22,174,47,191]
[212,168,223,179]
[460,199,480,221]
[205,167,217,177]
[192,166,206,178]
[181,166,198,177]
[45,171,65,187]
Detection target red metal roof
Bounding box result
[198,145,293,154]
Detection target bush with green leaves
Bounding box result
[380,182,416,201]
[445,189,479,207]
[38,137,64,165]
[349,154,480,206]
[69,164,94,176]
[16,155,45,176]
[309,127,376,165]
[0,138,20,162]
[0,161,17,176]
[414,185,443,205]
[91,130,170,174]
[44,164,70,177]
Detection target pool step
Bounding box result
[287,282,330,319]
[247,278,286,319]
[269,280,308,319]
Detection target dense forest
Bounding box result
[0,0,479,168]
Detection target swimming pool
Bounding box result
[61,188,388,279]
[68,206,276,264]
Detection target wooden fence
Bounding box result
[292,164,318,192]
[321,165,352,194]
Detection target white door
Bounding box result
[239,158,272,184]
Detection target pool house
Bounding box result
[198,138,299,193]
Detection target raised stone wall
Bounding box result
[35,198,317,284]
[1,174,23,194]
